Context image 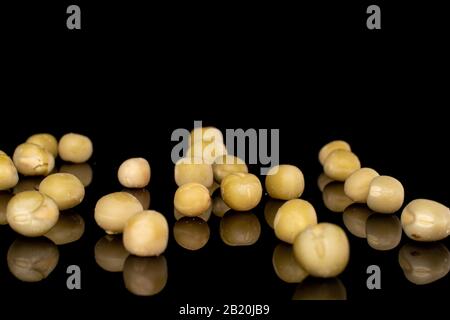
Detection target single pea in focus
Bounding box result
[323,149,361,182]
[318,140,351,166]
[123,210,169,257]
[174,182,211,217]
[58,133,93,163]
[273,199,317,244]
[94,192,143,234]
[13,142,55,176]
[344,168,379,203]
[221,172,262,211]
[118,157,151,188]
[39,173,85,210]
[293,223,350,278]
[6,191,60,237]
[401,199,449,242]
[367,175,404,214]
[265,165,305,200]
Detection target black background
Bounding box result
[1,0,449,318]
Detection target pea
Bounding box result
[221,173,262,211]
[58,133,93,163]
[7,191,59,237]
[265,165,305,200]
[274,199,317,244]
[401,199,449,242]
[293,223,350,278]
[123,210,169,257]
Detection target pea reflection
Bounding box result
[95,235,130,272]
[59,163,93,187]
[264,198,285,229]
[123,188,151,210]
[342,204,375,238]
[173,217,210,251]
[220,211,261,246]
[212,195,230,218]
[0,191,12,225]
[123,255,168,296]
[44,211,85,245]
[272,243,308,283]
[317,172,334,192]
[7,237,59,282]
[399,242,450,285]
[13,177,42,194]
[322,182,354,213]
[174,205,211,222]
[292,277,347,300]
[366,214,402,251]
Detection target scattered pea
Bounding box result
[293,223,350,278]
[174,182,211,217]
[366,214,402,251]
[6,191,59,237]
[265,165,305,200]
[274,199,317,244]
[401,199,450,242]
[26,133,58,157]
[123,210,169,256]
[39,173,85,210]
[94,192,143,234]
[173,217,210,251]
[13,142,55,176]
[344,168,379,203]
[319,140,351,166]
[221,172,262,211]
[367,175,404,214]
[323,149,361,181]
[118,157,151,188]
[58,133,93,163]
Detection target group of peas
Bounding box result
[0,133,92,237]
[1,128,449,283]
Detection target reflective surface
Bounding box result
[0,149,448,302]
